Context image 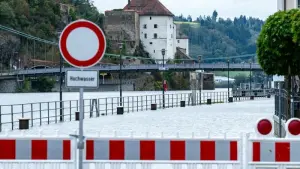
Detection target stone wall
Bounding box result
[0,79,134,93]
[104,10,140,54]
[53,82,134,92]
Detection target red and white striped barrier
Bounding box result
[251,140,300,162]
[247,117,300,169]
[84,138,239,161]
[0,138,72,160]
[0,117,299,169]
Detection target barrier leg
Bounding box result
[111,163,121,169]
[125,163,137,169]
[141,163,152,169]
[203,164,212,169]
[95,163,106,169]
[187,164,197,169]
[172,164,183,169]
[243,133,250,169]
[216,164,227,169]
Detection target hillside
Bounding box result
[0,0,103,68]
[174,11,264,63]
[0,0,103,39]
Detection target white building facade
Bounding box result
[139,16,175,61]
[277,0,300,10]
[124,0,189,63]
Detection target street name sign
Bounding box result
[66,70,99,88]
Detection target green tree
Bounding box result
[257,9,300,119]
[257,9,300,75]
[0,1,16,26]
[32,76,55,92]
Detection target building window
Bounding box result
[143,24,147,29]
[154,24,158,28]
[154,33,157,39]
[298,0,300,8]
[150,17,152,20]
[170,25,171,28]
[178,40,180,43]
[150,42,153,45]
[144,33,147,39]
[171,34,173,38]
[154,50,155,53]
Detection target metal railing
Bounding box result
[0,91,269,132]
[274,88,300,121]
[0,63,263,76]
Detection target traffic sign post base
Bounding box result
[117,106,124,115]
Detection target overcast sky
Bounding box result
[94,0,277,20]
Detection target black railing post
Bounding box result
[227,59,230,100]
[31,103,33,127]
[161,49,166,109]
[250,62,252,98]
[11,105,13,130]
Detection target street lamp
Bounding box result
[59,54,63,122]
[161,49,166,109]
[198,55,202,104]
[227,59,230,100]
[119,43,123,106]
[250,61,252,99]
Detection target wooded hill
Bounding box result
[174,11,264,63]
[0,1,264,64]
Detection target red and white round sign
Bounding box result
[59,19,106,68]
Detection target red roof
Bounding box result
[124,0,174,16]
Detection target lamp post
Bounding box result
[161,49,166,109]
[119,43,123,106]
[250,61,252,98]
[59,54,63,122]
[198,55,202,104]
[227,59,230,99]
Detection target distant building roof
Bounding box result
[124,0,174,16]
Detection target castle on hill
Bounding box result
[104,0,190,63]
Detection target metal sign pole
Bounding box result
[78,87,84,169]
[59,20,105,169]
[279,84,282,138]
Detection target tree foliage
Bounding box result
[257,9,300,75]
[0,0,104,68]
[174,11,264,62]
[32,76,55,92]
[0,0,104,39]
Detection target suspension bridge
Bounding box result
[0,24,263,79]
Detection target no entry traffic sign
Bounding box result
[59,19,106,68]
